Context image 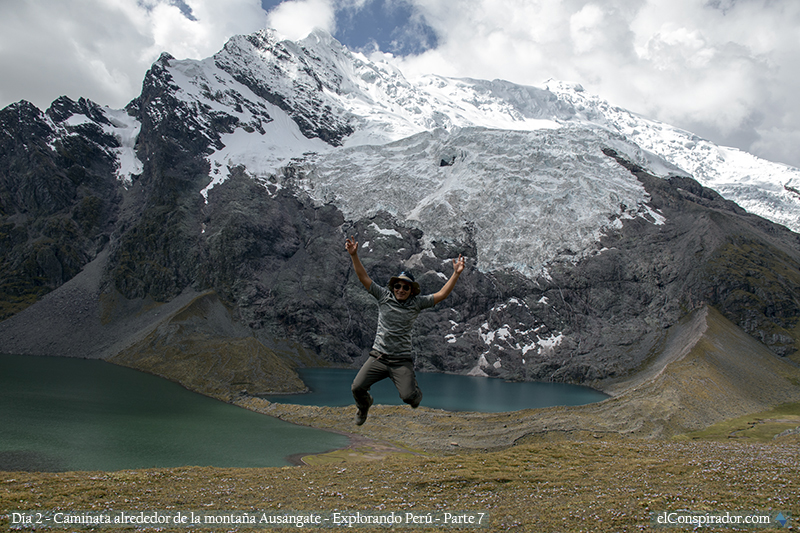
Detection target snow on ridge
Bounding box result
[162,55,332,200]
[336,72,566,149]
[224,29,568,148]
[45,105,144,186]
[546,80,800,232]
[101,108,143,185]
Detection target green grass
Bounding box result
[680,401,800,441]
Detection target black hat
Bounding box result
[388,271,421,296]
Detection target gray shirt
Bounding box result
[368,281,436,358]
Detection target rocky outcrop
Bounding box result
[214,30,355,145]
[0,99,120,319]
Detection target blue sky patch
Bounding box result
[260,0,438,55]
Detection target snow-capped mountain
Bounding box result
[1,28,799,390]
[114,28,797,274]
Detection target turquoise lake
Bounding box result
[0,354,348,472]
[1,354,608,473]
[266,367,609,412]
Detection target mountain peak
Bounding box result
[300,27,341,47]
[1,99,44,121]
[157,51,175,65]
[139,28,800,234]
[46,96,110,126]
[0,99,52,142]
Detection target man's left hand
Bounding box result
[453,254,465,275]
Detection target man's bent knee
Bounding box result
[402,388,423,408]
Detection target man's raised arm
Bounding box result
[433,255,465,305]
[346,236,373,289]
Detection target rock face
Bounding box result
[1,30,800,398]
[0,98,120,319]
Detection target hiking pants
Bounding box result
[351,351,422,409]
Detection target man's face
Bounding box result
[393,282,412,302]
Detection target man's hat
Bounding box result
[388,271,421,296]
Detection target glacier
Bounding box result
[297,125,658,277]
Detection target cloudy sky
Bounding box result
[1,0,798,168]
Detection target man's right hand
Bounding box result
[346,236,372,289]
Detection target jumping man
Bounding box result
[345,236,466,425]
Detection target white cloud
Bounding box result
[569,4,606,55]
[0,0,267,110]
[265,0,337,40]
[391,0,800,167]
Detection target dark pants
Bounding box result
[351,352,422,409]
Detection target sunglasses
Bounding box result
[393,283,411,291]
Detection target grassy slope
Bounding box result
[108,292,314,401]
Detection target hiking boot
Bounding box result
[409,390,422,409]
[355,394,373,425]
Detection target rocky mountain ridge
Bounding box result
[1,29,800,396]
